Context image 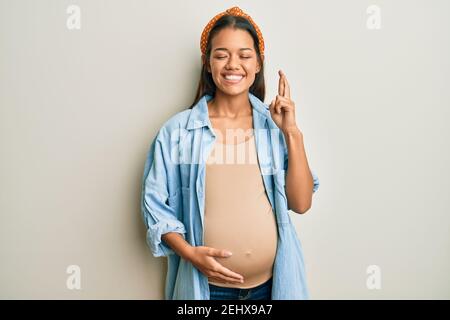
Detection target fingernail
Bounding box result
[224,251,232,257]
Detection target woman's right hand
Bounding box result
[186,246,244,284]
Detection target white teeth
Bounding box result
[224,75,244,80]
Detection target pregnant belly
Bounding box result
[203,207,278,288]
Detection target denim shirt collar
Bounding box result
[186,91,271,131]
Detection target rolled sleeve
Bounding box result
[146,214,186,257]
[141,127,186,258]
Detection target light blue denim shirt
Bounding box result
[141,92,319,300]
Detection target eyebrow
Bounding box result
[213,48,253,52]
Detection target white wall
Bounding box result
[1,0,449,299]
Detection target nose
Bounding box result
[226,54,240,70]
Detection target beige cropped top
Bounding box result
[204,133,278,289]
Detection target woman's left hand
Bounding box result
[269,70,299,133]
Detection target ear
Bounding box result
[256,61,261,74]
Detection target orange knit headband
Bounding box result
[200,6,265,62]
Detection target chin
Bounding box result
[218,84,250,96]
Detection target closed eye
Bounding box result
[216,56,252,59]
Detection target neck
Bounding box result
[208,90,252,118]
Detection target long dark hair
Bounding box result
[189,14,266,109]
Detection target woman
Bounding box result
[141,6,320,300]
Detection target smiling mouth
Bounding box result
[222,74,245,85]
